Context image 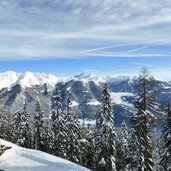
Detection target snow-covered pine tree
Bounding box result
[116,120,129,171]
[21,101,32,148]
[12,111,22,144]
[51,87,67,158]
[79,127,95,170]
[33,100,44,150]
[120,121,129,155]
[159,102,171,171]
[0,101,13,141]
[41,119,53,154]
[94,83,117,171]
[128,130,141,170]
[13,101,32,148]
[130,70,158,171]
[65,97,82,164]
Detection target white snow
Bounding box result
[78,119,96,127]
[66,87,71,91]
[111,92,134,107]
[17,71,58,88]
[74,73,105,82]
[79,139,89,143]
[71,101,79,106]
[0,71,58,90]
[0,139,91,171]
[161,83,171,89]
[87,99,101,106]
[0,71,19,90]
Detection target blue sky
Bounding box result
[0,0,171,80]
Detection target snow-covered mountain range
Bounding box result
[0,71,130,91]
[0,71,171,126]
[0,139,91,171]
[0,71,58,90]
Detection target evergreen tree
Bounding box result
[130,70,158,171]
[80,127,95,170]
[0,102,13,141]
[159,102,171,171]
[13,102,32,148]
[12,111,22,144]
[128,130,141,170]
[153,137,161,171]
[33,100,44,150]
[116,121,129,171]
[65,97,82,164]
[41,119,53,154]
[94,83,117,171]
[116,139,125,171]
[120,121,129,155]
[51,87,67,158]
[21,101,32,148]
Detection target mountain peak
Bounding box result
[0,71,58,90]
[0,71,19,90]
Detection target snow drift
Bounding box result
[0,139,91,171]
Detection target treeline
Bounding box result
[0,71,170,171]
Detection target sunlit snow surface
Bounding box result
[0,139,91,171]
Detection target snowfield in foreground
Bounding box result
[0,139,91,171]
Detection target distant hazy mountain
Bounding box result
[0,71,171,126]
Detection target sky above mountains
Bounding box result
[0,0,171,79]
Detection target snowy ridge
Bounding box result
[0,71,132,90]
[74,73,106,82]
[2,71,168,93]
[0,71,58,90]
[0,139,91,171]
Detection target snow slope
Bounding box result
[0,139,91,171]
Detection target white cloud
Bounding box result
[151,68,171,81]
[0,0,171,59]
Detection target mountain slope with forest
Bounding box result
[0,71,170,126]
